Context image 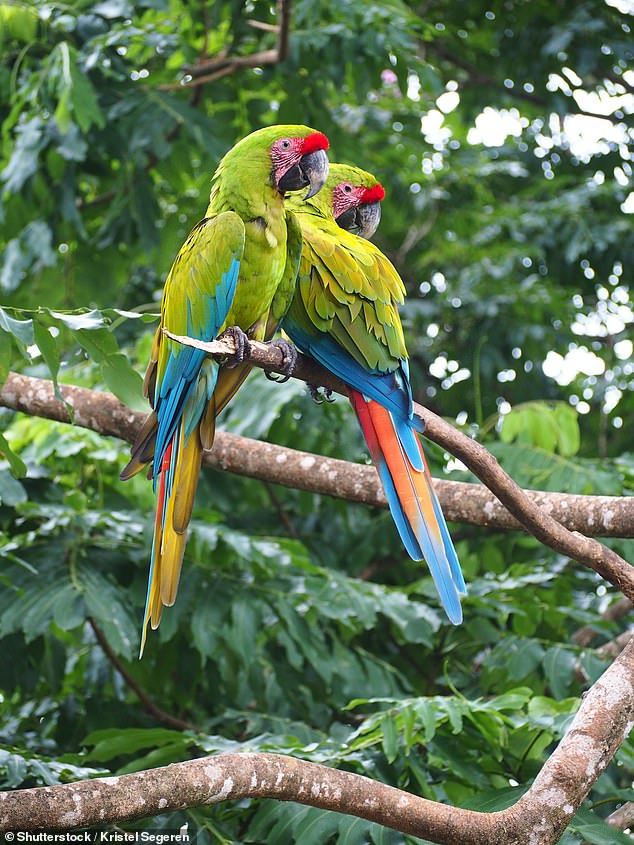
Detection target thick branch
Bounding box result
[2,370,633,540]
[2,640,633,844]
[163,333,634,601]
[2,367,634,601]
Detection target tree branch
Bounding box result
[161,0,292,91]
[422,40,548,108]
[164,332,634,601]
[87,618,197,732]
[2,639,633,844]
[2,364,634,601]
[573,598,633,648]
[605,801,634,831]
[596,627,634,660]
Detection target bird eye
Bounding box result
[343,184,353,193]
[281,139,291,149]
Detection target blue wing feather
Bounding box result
[153,254,241,479]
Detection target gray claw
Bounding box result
[308,384,335,404]
[219,326,252,366]
[266,339,298,383]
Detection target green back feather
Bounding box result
[286,164,408,373]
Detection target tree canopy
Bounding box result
[1,1,633,843]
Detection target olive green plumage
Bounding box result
[285,165,408,375]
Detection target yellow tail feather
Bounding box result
[213,363,253,418]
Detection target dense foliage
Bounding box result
[1,1,633,842]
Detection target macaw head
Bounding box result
[328,164,385,240]
[215,124,329,201]
[270,128,330,198]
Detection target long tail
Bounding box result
[140,419,204,656]
[349,389,465,624]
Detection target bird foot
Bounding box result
[307,384,335,404]
[265,339,298,383]
[218,326,252,366]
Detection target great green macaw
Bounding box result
[120,125,329,653]
[283,164,466,624]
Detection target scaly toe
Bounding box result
[219,326,252,366]
[266,338,298,383]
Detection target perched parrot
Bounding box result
[282,164,466,624]
[120,125,329,653]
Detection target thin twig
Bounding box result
[263,481,299,538]
[88,618,197,732]
[161,0,292,91]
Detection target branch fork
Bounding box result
[1,640,633,844]
[161,328,634,600]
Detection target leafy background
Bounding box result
[1,1,633,843]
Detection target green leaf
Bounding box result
[553,403,580,457]
[0,575,77,642]
[0,434,27,479]
[51,309,106,331]
[0,306,34,348]
[543,646,577,699]
[570,809,634,845]
[337,815,374,845]
[1,116,45,195]
[190,599,223,659]
[413,700,437,743]
[0,466,27,503]
[51,43,104,135]
[54,88,72,135]
[0,330,11,385]
[461,785,528,811]
[507,639,546,681]
[443,699,465,734]
[101,353,144,409]
[83,728,190,762]
[79,568,138,659]
[293,808,341,845]
[33,320,61,397]
[0,4,38,42]
[381,715,399,764]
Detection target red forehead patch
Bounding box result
[301,132,329,154]
[361,184,386,203]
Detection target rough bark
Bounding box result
[2,639,633,844]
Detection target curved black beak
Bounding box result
[336,200,382,240]
[277,149,329,198]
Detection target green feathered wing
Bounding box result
[122,213,245,654]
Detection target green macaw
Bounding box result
[120,125,329,653]
[282,164,466,623]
